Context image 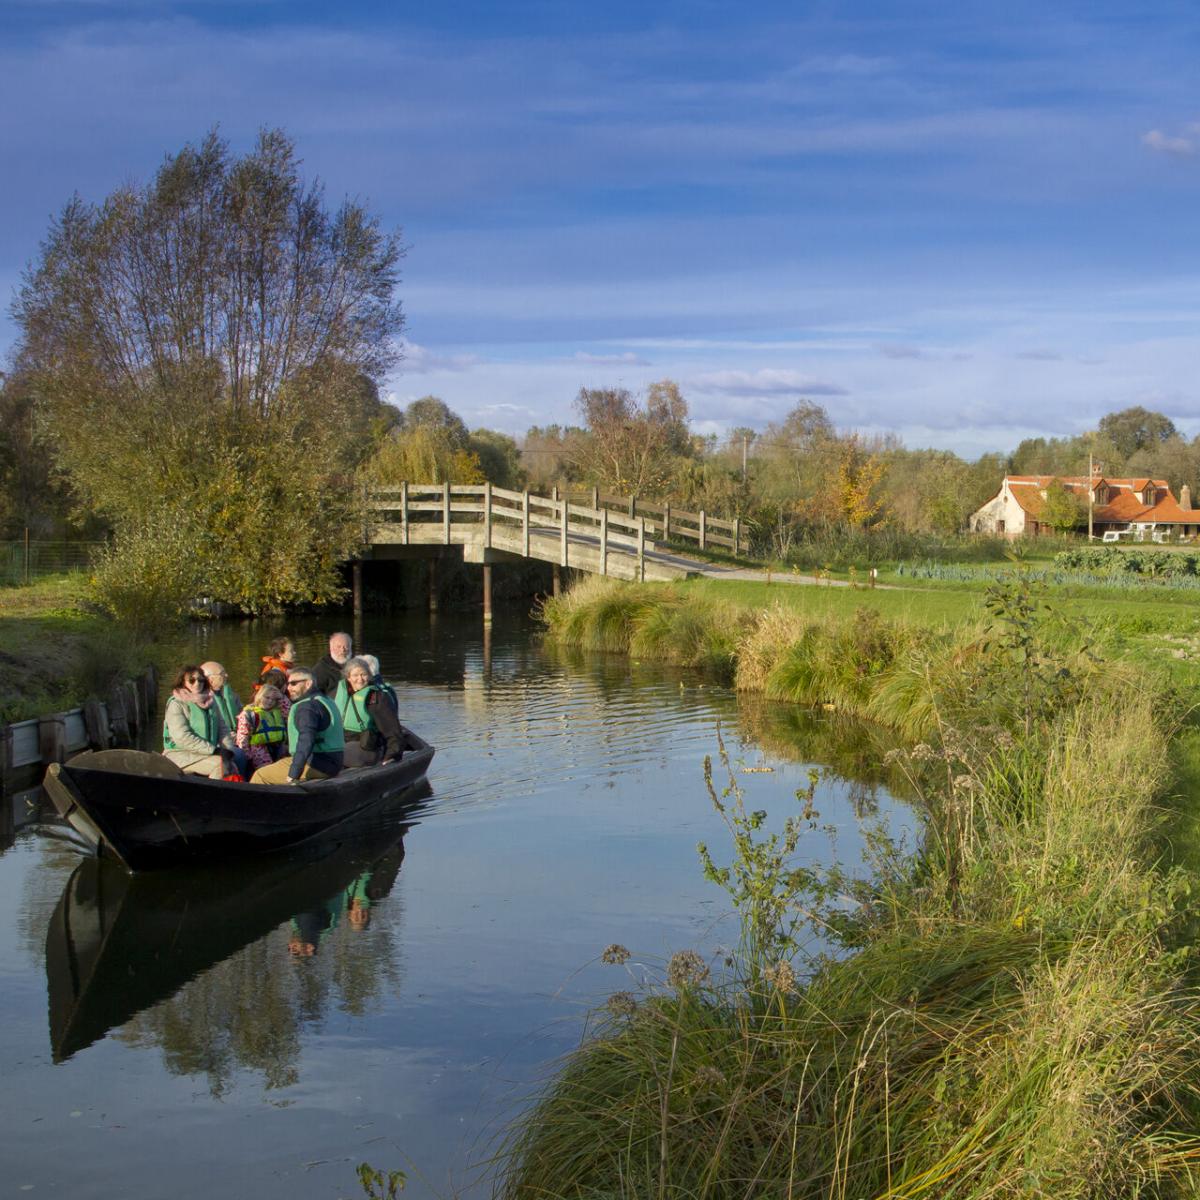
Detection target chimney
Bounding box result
[1182,484,1192,512]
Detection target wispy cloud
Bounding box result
[690,369,848,397]
[1014,349,1063,361]
[572,351,651,366]
[398,340,481,374]
[1142,127,1198,157]
[877,343,924,360]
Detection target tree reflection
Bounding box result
[46,820,411,1097]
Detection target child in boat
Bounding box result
[235,684,288,772]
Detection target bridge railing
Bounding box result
[369,483,743,560]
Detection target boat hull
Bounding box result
[43,731,434,872]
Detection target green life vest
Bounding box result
[163,697,219,752]
[287,691,345,755]
[245,704,287,747]
[212,684,240,732]
[336,679,378,735]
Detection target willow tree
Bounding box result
[12,128,404,617]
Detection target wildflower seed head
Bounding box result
[601,943,631,965]
[692,1065,726,1090]
[667,950,710,990]
[606,991,638,1018]
[762,960,797,994]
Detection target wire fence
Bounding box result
[0,540,104,587]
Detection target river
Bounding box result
[0,610,910,1198]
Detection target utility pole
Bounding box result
[742,433,748,483]
[1088,450,1094,541]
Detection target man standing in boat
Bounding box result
[313,632,353,697]
[249,668,345,785]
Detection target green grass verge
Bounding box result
[499,577,1200,1197]
[0,573,149,723]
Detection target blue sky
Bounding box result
[2,1,1199,457]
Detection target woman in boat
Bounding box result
[162,665,238,779]
[337,656,404,768]
[234,683,288,773]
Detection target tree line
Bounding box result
[4,128,1197,616]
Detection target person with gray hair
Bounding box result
[250,668,345,785]
[313,631,353,698]
[336,656,405,767]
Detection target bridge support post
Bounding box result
[483,480,492,549]
[552,563,561,597]
[522,491,530,557]
[352,560,363,623]
[400,481,409,543]
[482,563,493,625]
[428,558,439,613]
[560,497,568,566]
[442,480,451,543]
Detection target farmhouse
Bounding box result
[970,475,1200,540]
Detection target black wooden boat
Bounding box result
[42,727,434,872]
[45,805,416,1062]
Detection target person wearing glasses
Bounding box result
[249,668,345,785]
[162,664,238,778]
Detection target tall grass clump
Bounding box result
[506,575,1200,1198]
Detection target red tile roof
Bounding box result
[1002,475,1198,525]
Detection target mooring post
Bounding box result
[352,559,363,623]
[83,698,111,750]
[428,557,439,613]
[552,562,562,596]
[600,508,609,576]
[38,713,67,766]
[482,562,493,625]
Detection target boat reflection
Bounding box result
[45,788,425,1085]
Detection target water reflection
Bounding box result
[45,790,423,1094]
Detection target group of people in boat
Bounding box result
[162,632,405,786]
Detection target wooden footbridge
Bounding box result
[359,484,743,617]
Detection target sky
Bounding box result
[2,1,1199,458]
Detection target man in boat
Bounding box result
[313,631,353,698]
[249,668,345,785]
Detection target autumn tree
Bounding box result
[1039,480,1086,532]
[1098,406,1177,461]
[12,128,404,615]
[571,380,692,495]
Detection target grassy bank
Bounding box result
[0,574,148,723]
[498,577,1200,1197]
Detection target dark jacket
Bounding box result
[289,692,344,781]
[312,654,345,698]
[365,688,404,762]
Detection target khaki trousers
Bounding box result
[249,757,331,786]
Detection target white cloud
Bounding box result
[690,369,848,397]
[1142,128,1197,157]
[398,339,481,374]
[877,343,924,359]
[1014,349,1063,361]
[572,351,651,366]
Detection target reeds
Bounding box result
[502,578,1200,1198]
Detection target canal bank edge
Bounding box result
[2,665,160,774]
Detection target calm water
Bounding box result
[0,612,910,1199]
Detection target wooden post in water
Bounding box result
[699,510,707,551]
[38,714,67,765]
[82,698,111,750]
[600,508,609,576]
[428,558,439,613]
[637,515,646,582]
[482,563,493,624]
[522,491,531,558]
[552,563,562,596]
[442,481,451,543]
[108,685,132,746]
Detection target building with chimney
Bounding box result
[969,475,1199,539]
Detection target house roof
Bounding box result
[1002,475,1197,525]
